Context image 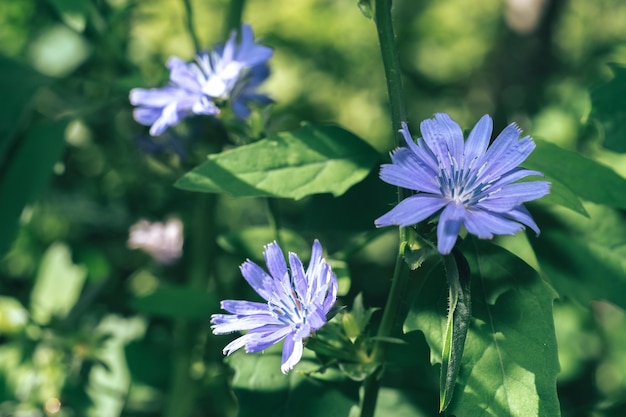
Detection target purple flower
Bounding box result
[375,113,550,255]
[129,24,273,136]
[211,240,337,374]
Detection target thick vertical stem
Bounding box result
[359,1,412,416]
[164,194,217,417]
[223,0,246,39]
[182,0,201,52]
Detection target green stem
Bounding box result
[265,198,283,248]
[164,194,218,417]
[374,0,411,217]
[182,0,201,52]
[360,248,408,417]
[359,1,412,416]
[223,0,246,39]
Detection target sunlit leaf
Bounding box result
[590,64,626,153]
[405,240,560,417]
[175,123,380,200]
[30,242,87,324]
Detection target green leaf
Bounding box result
[439,250,472,412]
[226,345,359,417]
[131,286,218,319]
[30,242,87,324]
[217,226,310,261]
[0,55,50,157]
[590,64,626,153]
[405,240,560,417]
[523,139,626,210]
[0,120,67,257]
[175,123,380,200]
[531,204,626,309]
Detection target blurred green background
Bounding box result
[2,0,626,416]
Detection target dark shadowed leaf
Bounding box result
[0,120,67,257]
[590,64,626,153]
[226,345,359,417]
[531,204,626,310]
[523,139,626,210]
[131,286,217,319]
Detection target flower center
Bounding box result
[437,154,494,206]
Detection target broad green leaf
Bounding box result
[0,120,67,257]
[405,240,560,417]
[175,123,380,200]
[523,139,626,210]
[217,227,310,262]
[534,177,588,217]
[439,251,472,412]
[226,345,359,417]
[590,64,626,153]
[531,204,626,309]
[30,242,87,324]
[131,285,217,319]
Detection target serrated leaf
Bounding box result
[523,139,626,210]
[590,64,626,153]
[131,286,217,319]
[226,345,359,417]
[405,240,560,417]
[175,123,380,200]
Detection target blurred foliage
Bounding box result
[1,0,626,416]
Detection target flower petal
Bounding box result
[375,195,448,228]
[503,205,541,236]
[381,148,440,193]
[220,300,268,315]
[211,312,281,334]
[463,208,524,239]
[437,203,465,254]
[264,241,288,282]
[239,260,272,300]
[244,325,292,353]
[479,181,550,212]
[463,114,492,169]
[280,335,304,374]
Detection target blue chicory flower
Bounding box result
[375,113,550,255]
[129,24,273,136]
[211,240,337,374]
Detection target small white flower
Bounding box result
[128,217,184,265]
